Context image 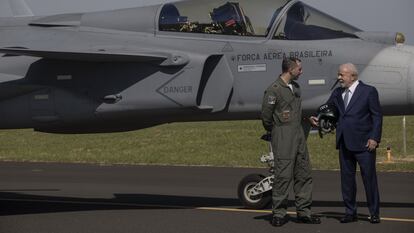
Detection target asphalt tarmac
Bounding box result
[0,162,413,233]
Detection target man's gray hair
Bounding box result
[341,63,359,77]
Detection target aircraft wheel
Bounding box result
[237,174,271,209]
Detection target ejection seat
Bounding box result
[210,2,254,35]
[283,2,358,40]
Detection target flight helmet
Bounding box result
[316,104,338,138]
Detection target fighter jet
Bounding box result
[0,0,413,133]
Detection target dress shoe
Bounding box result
[370,215,381,224]
[271,216,289,227]
[297,215,321,224]
[340,215,358,223]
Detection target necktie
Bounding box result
[344,89,350,109]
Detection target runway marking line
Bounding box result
[2,198,414,223]
[196,207,414,223]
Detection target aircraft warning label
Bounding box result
[162,86,193,94]
[238,64,267,72]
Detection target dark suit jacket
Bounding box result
[327,81,383,151]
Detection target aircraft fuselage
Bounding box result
[0,0,413,133]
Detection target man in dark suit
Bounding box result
[310,63,382,224]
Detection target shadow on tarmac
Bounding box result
[254,212,372,224]
[1,191,413,217]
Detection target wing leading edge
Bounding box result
[0,47,189,66]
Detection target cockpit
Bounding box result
[158,0,360,40]
[159,1,255,35]
[274,2,359,40]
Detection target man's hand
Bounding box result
[309,116,319,127]
[366,139,378,152]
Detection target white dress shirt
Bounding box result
[342,80,359,107]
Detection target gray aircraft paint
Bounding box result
[0,0,413,133]
[0,0,412,45]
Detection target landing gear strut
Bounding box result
[237,134,274,209]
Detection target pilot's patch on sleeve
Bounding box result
[268,95,276,105]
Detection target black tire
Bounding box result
[237,173,271,209]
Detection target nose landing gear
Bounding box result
[237,134,274,209]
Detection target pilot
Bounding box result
[261,57,321,227]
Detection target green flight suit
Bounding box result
[261,77,313,218]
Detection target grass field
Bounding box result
[0,116,413,172]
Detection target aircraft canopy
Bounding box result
[159,0,360,40]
